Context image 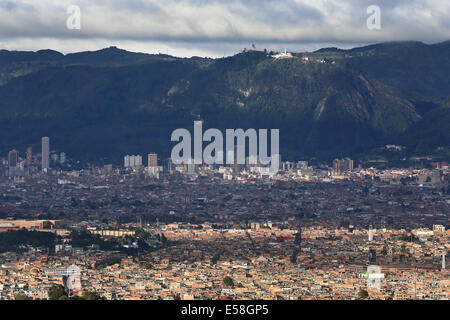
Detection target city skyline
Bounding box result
[0,0,448,307]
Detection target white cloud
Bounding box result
[0,0,448,56]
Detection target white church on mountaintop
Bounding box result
[272,48,293,59]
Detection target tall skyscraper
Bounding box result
[333,158,345,175]
[134,155,142,167]
[343,157,354,171]
[166,158,174,172]
[60,152,66,164]
[8,149,19,168]
[26,147,32,167]
[368,225,374,242]
[41,137,50,171]
[124,155,131,168]
[148,153,158,167]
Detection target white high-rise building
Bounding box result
[124,155,142,168]
[368,225,374,242]
[124,155,131,168]
[41,137,50,171]
[135,155,142,167]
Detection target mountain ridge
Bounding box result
[0,41,449,164]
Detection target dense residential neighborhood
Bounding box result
[0,154,448,300]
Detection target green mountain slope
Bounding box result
[0,41,448,164]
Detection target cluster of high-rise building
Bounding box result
[124,154,161,169]
[333,158,354,176]
[124,153,163,178]
[2,137,69,178]
[124,155,143,168]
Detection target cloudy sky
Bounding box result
[0,0,449,57]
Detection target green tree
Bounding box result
[142,262,154,270]
[223,276,234,287]
[401,243,407,253]
[48,284,67,300]
[173,293,181,300]
[14,292,32,300]
[81,291,105,300]
[357,288,369,300]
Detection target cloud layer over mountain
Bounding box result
[0,0,449,56]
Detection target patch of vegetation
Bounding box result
[94,256,122,270]
[0,229,59,253]
[223,276,234,287]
